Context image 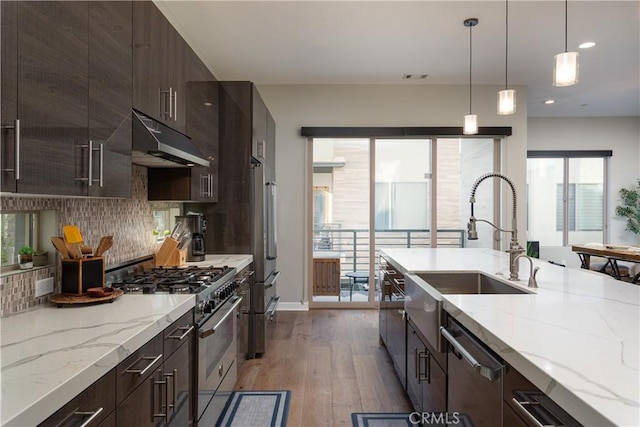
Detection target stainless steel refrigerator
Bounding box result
[198,81,279,357]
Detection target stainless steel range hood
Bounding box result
[132,109,210,168]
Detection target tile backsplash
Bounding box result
[0,165,181,317]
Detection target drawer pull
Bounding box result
[167,325,194,341]
[124,354,162,376]
[76,407,104,427]
[511,398,546,427]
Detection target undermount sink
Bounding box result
[415,271,531,295]
[404,271,531,354]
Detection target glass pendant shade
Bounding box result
[553,51,579,86]
[463,114,478,135]
[497,89,516,115]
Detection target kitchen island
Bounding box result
[381,248,639,427]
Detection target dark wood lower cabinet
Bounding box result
[38,310,194,427]
[40,369,116,427]
[98,411,116,427]
[502,402,529,427]
[163,335,193,426]
[116,369,164,427]
[407,320,446,413]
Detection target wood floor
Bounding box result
[235,309,413,426]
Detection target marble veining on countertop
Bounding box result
[0,294,194,427]
[183,254,253,272]
[381,248,639,427]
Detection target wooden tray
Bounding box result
[51,288,124,307]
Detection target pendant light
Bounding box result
[463,18,478,135]
[553,0,579,86]
[498,0,515,115]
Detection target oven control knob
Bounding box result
[203,300,215,313]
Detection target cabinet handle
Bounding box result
[152,381,168,419]
[15,119,20,180]
[167,325,194,341]
[163,369,177,415]
[168,87,173,119]
[88,140,93,187]
[174,90,177,121]
[511,398,546,427]
[419,350,430,383]
[54,406,104,427]
[152,369,169,419]
[218,364,224,377]
[1,119,20,179]
[75,407,104,427]
[98,143,103,187]
[171,368,177,411]
[124,353,163,376]
[440,327,501,381]
[414,347,419,379]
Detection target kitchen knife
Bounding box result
[178,232,191,250]
[170,222,183,240]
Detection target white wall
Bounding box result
[258,84,528,303]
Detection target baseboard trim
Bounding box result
[276,301,309,311]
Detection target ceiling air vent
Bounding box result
[403,74,429,80]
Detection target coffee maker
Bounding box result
[175,214,206,262]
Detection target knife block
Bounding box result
[61,257,105,294]
[155,238,187,267]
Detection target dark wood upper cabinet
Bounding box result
[1,1,132,197]
[145,6,219,202]
[1,1,18,193]
[88,1,133,198]
[133,1,190,133]
[15,1,89,196]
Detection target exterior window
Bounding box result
[1,212,38,267]
[527,152,609,246]
[555,183,603,231]
[313,186,330,228]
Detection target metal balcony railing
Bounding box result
[312,228,466,273]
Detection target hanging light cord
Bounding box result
[505,0,509,89]
[469,23,473,114]
[564,0,568,52]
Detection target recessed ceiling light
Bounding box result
[544,99,555,105]
[579,42,596,49]
[403,74,429,80]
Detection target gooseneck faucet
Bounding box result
[467,172,524,280]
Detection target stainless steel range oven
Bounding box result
[106,256,249,427]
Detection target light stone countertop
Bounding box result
[0,254,252,426]
[380,248,639,427]
[183,254,253,272]
[0,294,195,427]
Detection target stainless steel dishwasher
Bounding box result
[441,318,505,427]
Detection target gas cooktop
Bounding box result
[110,265,234,295]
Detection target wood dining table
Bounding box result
[571,244,640,283]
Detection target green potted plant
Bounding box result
[18,245,34,269]
[615,179,640,236]
[33,250,49,267]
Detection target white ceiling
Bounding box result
[157,0,640,117]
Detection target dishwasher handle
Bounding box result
[440,326,501,381]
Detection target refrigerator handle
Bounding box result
[266,182,278,260]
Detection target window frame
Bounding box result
[527,150,611,246]
[1,210,40,272]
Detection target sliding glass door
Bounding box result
[309,137,499,307]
